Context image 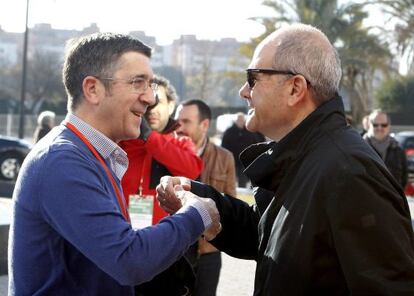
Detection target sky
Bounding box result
[0,0,408,73]
[0,0,270,45]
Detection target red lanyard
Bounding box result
[65,122,130,222]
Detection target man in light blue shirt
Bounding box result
[8,33,220,296]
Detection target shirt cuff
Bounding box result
[178,196,212,230]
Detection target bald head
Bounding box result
[257,24,342,104]
[239,23,342,141]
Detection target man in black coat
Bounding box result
[363,109,408,189]
[157,23,414,295]
[221,112,265,187]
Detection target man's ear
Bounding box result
[82,76,103,105]
[168,100,176,116]
[287,75,308,107]
[201,119,210,133]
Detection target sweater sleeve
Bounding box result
[38,147,205,286]
[145,132,203,179]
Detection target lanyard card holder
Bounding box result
[128,194,154,229]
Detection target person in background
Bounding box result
[221,112,265,187]
[363,109,408,189]
[360,114,370,136]
[8,32,220,296]
[119,75,203,226]
[157,23,414,295]
[175,99,237,296]
[345,114,353,126]
[119,75,204,295]
[33,110,56,143]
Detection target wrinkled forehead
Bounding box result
[250,38,278,68]
[372,113,389,123]
[183,104,200,118]
[176,104,199,122]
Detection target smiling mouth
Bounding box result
[132,111,142,118]
[147,116,158,122]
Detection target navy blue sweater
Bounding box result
[8,125,204,295]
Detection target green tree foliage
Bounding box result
[185,47,216,102]
[26,50,66,114]
[183,42,246,106]
[375,75,414,112]
[0,88,18,113]
[338,5,393,121]
[0,50,66,114]
[371,0,414,71]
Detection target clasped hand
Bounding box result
[156,176,222,241]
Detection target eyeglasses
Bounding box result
[96,76,158,94]
[246,68,310,89]
[373,123,389,128]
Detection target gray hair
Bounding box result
[37,110,56,127]
[272,24,342,104]
[63,32,152,112]
[153,75,178,102]
[368,109,391,124]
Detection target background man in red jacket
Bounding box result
[120,75,204,295]
[119,75,203,226]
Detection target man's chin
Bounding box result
[123,130,140,141]
[148,123,158,131]
[245,119,257,133]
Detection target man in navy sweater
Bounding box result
[8,33,221,296]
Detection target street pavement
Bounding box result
[0,253,256,296]
[217,253,256,296]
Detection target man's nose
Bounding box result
[175,124,183,133]
[239,82,250,100]
[141,88,156,107]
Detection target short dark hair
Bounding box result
[63,32,152,112]
[180,99,212,122]
[152,75,178,102]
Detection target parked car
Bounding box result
[0,135,32,181]
[394,131,414,196]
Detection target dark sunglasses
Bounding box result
[373,123,389,128]
[246,68,310,89]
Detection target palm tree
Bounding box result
[370,0,414,73]
[336,4,393,120]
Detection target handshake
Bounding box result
[156,176,222,241]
